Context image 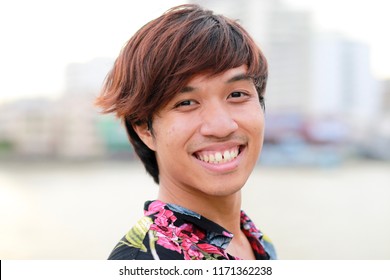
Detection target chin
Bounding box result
[201,177,247,197]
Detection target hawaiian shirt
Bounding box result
[108,200,277,260]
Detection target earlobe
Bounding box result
[132,123,156,151]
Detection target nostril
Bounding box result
[199,117,238,138]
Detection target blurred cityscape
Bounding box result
[1,0,389,164]
[1,0,390,261]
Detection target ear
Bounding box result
[132,122,156,151]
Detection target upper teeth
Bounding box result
[197,148,239,164]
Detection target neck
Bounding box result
[158,186,242,235]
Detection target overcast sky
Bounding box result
[1,0,389,103]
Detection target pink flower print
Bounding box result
[156,235,182,254]
[150,223,174,239]
[192,227,206,240]
[177,223,206,241]
[181,239,204,260]
[178,223,193,232]
[176,224,199,243]
[197,243,226,258]
[249,239,266,255]
[222,231,234,238]
[145,200,166,216]
[154,209,177,227]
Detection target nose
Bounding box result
[199,103,238,138]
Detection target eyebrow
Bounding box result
[179,72,252,93]
[226,73,252,83]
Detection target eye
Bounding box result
[174,99,197,108]
[228,91,250,100]
[229,91,244,98]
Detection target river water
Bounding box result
[1,160,389,259]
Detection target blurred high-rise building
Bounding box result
[192,0,381,120]
[311,33,380,119]
[56,58,118,159]
[192,0,313,114]
[1,1,386,161]
[382,79,390,113]
[65,58,113,95]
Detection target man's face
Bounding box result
[138,65,265,198]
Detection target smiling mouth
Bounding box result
[194,146,243,164]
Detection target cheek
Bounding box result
[156,120,190,152]
[245,110,265,152]
[243,108,265,133]
[166,124,179,137]
[257,116,265,137]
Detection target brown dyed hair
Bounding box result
[96,4,268,184]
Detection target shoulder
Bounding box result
[108,216,153,260]
[260,234,278,260]
[108,215,185,260]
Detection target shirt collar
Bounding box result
[143,200,264,253]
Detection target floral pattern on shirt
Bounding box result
[108,200,276,260]
[146,200,228,260]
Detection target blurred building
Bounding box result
[0,99,57,158]
[54,95,105,159]
[1,2,387,161]
[65,58,113,95]
[191,0,388,163]
[0,58,131,160]
[311,33,381,119]
[358,79,390,160]
[380,79,390,140]
[382,79,390,113]
[54,58,114,159]
[96,115,134,159]
[193,0,313,114]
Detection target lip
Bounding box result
[192,144,245,173]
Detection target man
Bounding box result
[96,4,276,260]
